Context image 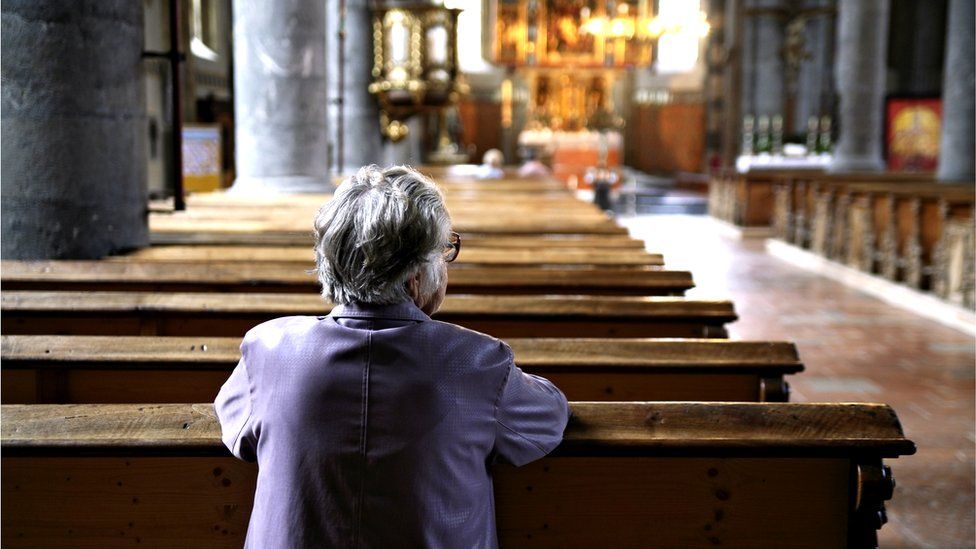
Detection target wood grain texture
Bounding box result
[0,335,802,369]
[0,291,735,318]
[2,455,853,548]
[150,232,649,249]
[149,217,630,236]
[0,292,736,338]
[115,245,665,267]
[0,261,694,297]
[0,336,802,404]
[0,402,915,457]
[2,370,770,404]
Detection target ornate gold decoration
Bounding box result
[369,5,467,142]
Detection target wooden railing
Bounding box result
[770,177,975,307]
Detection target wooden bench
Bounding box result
[0,402,915,548]
[1,291,737,338]
[157,193,606,213]
[0,260,694,297]
[151,183,633,236]
[116,245,665,267]
[150,212,629,236]
[149,231,650,249]
[0,335,800,404]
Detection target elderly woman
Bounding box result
[215,165,569,547]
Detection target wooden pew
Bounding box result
[151,182,633,236]
[149,211,629,236]
[1,335,801,404]
[157,194,607,214]
[0,291,736,338]
[116,245,665,267]
[149,231,650,249]
[1,260,693,297]
[0,402,915,548]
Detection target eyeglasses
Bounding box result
[443,231,461,262]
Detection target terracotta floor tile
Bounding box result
[620,215,975,548]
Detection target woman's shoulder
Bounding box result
[425,319,513,359]
[242,316,321,346]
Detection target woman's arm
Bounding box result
[492,346,570,466]
[214,357,258,462]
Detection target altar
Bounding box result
[520,129,622,189]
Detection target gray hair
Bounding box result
[314,165,451,305]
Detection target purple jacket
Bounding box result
[215,301,569,548]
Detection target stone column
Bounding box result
[792,0,834,132]
[722,0,743,165]
[1,1,148,259]
[937,0,975,182]
[750,0,787,118]
[738,1,757,119]
[829,0,890,172]
[326,0,383,175]
[232,0,329,193]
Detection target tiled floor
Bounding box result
[619,215,976,549]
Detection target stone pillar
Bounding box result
[738,1,757,119]
[232,0,329,193]
[750,0,786,118]
[722,0,743,165]
[326,0,383,175]
[792,0,834,132]
[937,0,975,182]
[829,0,890,172]
[1,1,148,259]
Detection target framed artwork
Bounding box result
[182,125,223,192]
[886,97,941,172]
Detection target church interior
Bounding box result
[1,0,974,547]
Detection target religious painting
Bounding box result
[543,0,599,64]
[886,97,942,172]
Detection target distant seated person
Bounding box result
[478,148,506,179]
[517,149,552,178]
[215,165,569,548]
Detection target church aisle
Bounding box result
[620,215,975,548]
